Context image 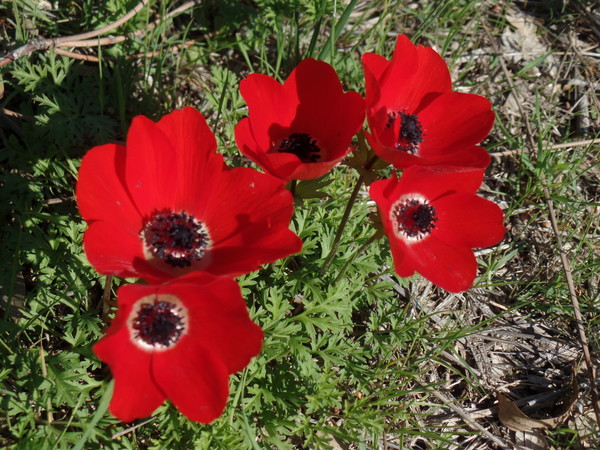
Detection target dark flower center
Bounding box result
[387,111,424,154]
[142,210,210,268]
[131,299,187,349]
[392,198,438,240]
[277,133,321,162]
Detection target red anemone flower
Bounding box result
[370,166,505,292]
[235,58,365,181]
[94,273,263,423]
[76,107,302,283]
[363,35,495,170]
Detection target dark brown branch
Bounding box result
[1,1,201,67]
[0,0,148,67]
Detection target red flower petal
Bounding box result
[418,92,495,154]
[287,59,365,156]
[76,144,140,227]
[167,274,264,373]
[362,52,390,106]
[153,338,230,424]
[202,167,302,275]
[154,107,226,213]
[240,73,295,149]
[309,91,365,159]
[365,35,452,113]
[83,221,147,278]
[405,236,478,292]
[384,166,484,202]
[434,193,505,249]
[393,38,452,109]
[124,115,179,215]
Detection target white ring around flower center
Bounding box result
[126,293,189,352]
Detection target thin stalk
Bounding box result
[101,275,113,321]
[319,155,379,276]
[289,179,297,198]
[319,173,364,276]
[333,232,379,286]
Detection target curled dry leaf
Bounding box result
[498,392,557,432]
[497,370,579,432]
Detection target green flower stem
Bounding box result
[319,173,365,276]
[289,179,297,198]
[101,275,113,319]
[332,232,379,286]
[319,155,379,276]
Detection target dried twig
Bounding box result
[490,138,597,158]
[415,377,511,449]
[0,0,149,67]
[111,417,155,439]
[483,20,600,427]
[54,41,195,63]
[39,343,54,423]
[53,48,100,63]
[1,0,201,67]
[1,108,34,121]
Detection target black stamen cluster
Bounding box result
[277,133,321,162]
[393,199,438,239]
[143,211,210,268]
[132,301,185,348]
[387,111,424,154]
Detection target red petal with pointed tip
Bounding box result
[124,115,178,215]
[365,35,452,113]
[155,107,225,214]
[361,52,389,106]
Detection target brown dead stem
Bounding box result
[482,19,600,428]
